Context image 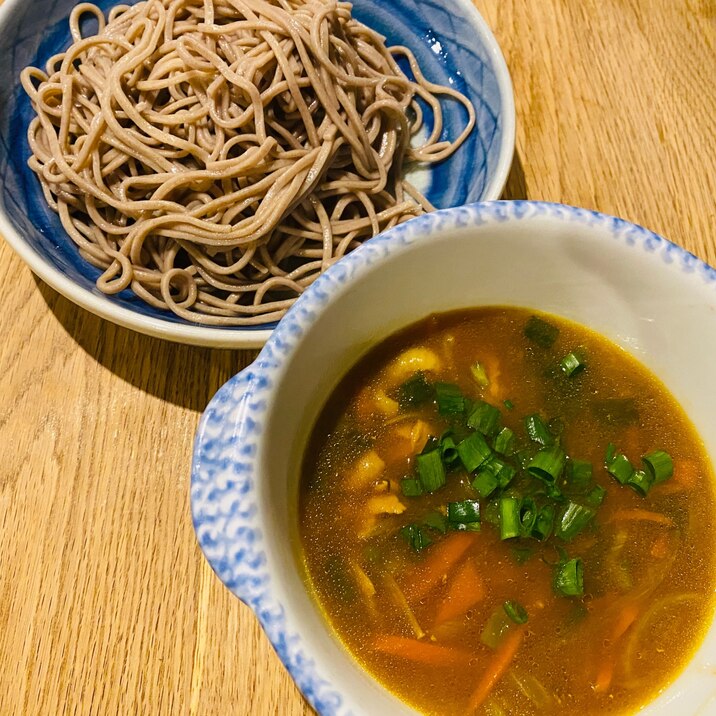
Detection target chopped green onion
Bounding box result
[525,315,560,348]
[480,455,517,488]
[398,372,434,408]
[439,433,460,468]
[605,442,616,464]
[470,361,490,388]
[481,606,513,649]
[448,500,481,525]
[560,350,586,377]
[585,484,607,507]
[457,432,492,472]
[416,449,446,493]
[503,600,529,625]
[514,449,533,469]
[565,459,593,491]
[471,470,499,499]
[421,435,440,454]
[400,477,423,497]
[626,469,654,497]
[423,511,448,534]
[453,522,482,532]
[494,427,515,455]
[500,497,521,540]
[519,497,537,535]
[434,382,466,415]
[545,481,566,502]
[503,399,515,411]
[553,558,584,597]
[532,504,556,541]
[556,502,597,541]
[400,524,432,552]
[607,453,634,485]
[467,401,502,437]
[528,445,566,483]
[642,450,674,484]
[524,414,554,446]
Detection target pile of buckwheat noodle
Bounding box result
[21,0,476,325]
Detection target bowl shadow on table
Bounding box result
[34,276,255,412]
[502,151,528,200]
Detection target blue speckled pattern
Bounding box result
[190,201,716,716]
[0,0,509,336]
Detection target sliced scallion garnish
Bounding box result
[503,600,529,625]
[532,504,556,541]
[416,449,446,493]
[560,350,586,377]
[471,470,499,499]
[434,382,465,415]
[607,453,634,485]
[553,558,584,597]
[626,469,654,497]
[524,414,554,446]
[467,401,502,437]
[494,427,515,455]
[500,497,521,540]
[470,361,489,388]
[556,502,596,541]
[642,450,674,484]
[400,524,433,552]
[447,500,480,525]
[524,315,560,348]
[528,445,566,483]
[439,433,460,468]
[456,431,492,473]
[398,372,434,408]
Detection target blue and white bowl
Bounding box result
[191,201,716,715]
[0,0,514,348]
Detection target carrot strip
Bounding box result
[433,558,485,627]
[405,531,478,601]
[594,601,642,693]
[605,509,674,527]
[373,635,473,667]
[468,628,524,712]
[611,602,640,641]
[594,658,615,693]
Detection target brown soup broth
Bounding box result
[299,307,716,715]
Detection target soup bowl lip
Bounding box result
[191,199,716,716]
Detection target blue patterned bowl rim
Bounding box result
[0,0,515,348]
[191,200,716,716]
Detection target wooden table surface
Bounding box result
[1,1,714,714]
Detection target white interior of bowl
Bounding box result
[256,212,716,714]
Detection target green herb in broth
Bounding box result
[299,307,716,716]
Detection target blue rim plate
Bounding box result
[0,0,514,348]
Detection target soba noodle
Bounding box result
[21,0,475,325]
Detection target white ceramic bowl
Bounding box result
[191,201,716,715]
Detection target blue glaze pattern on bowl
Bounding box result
[191,201,716,716]
[0,0,514,346]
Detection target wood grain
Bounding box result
[0,1,714,714]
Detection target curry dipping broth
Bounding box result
[299,307,716,715]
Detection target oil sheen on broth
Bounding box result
[299,307,716,715]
